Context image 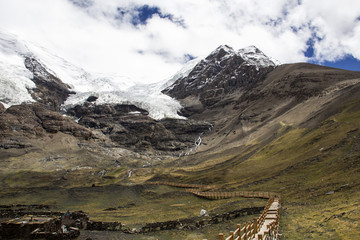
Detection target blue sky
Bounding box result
[304,38,360,71]
[0,0,359,83]
[323,57,360,71]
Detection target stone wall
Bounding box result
[86,221,122,231]
[140,206,263,233]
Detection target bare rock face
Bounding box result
[25,57,74,111]
[0,103,92,149]
[66,103,212,153]
[162,45,277,112]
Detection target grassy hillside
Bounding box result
[145,98,360,239]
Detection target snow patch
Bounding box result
[238,45,279,68]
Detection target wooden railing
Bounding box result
[190,190,276,200]
[148,181,215,191]
[148,182,277,199]
[218,219,257,240]
[147,181,281,240]
[218,197,276,240]
[257,208,280,240]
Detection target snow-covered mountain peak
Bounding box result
[205,44,236,61]
[213,44,236,54]
[162,44,278,105]
[240,45,261,54]
[202,44,279,69]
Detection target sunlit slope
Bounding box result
[152,92,360,239]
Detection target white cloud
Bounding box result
[0,0,359,84]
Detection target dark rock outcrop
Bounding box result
[25,57,74,111]
[0,103,92,149]
[66,103,212,153]
[163,45,277,110]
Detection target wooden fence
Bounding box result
[147,181,281,240]
[148,181,215,191]
[257,208,280,240]
[190,191,276,200]
[148,181,277,199]
[219,197,281,240]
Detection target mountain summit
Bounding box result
[162,45,278,114]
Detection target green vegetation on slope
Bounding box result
[1,102,360,239]
[146,100,360,239]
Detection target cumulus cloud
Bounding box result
[0,0,359,84]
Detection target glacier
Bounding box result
[0,31,198,119]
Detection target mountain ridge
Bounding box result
[162,45,278,113]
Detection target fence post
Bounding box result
[230,231,234,240]
[237,224,242,239]
[219,233,225,240]
[244,223,248,239]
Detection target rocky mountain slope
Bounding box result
[0,39,284,159]
[1,37,360,239]
[163,45,277,115]
[188,62,360,153]
[0,32,210,156]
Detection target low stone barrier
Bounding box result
[86,221,122,231]
[139,207,263,233]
